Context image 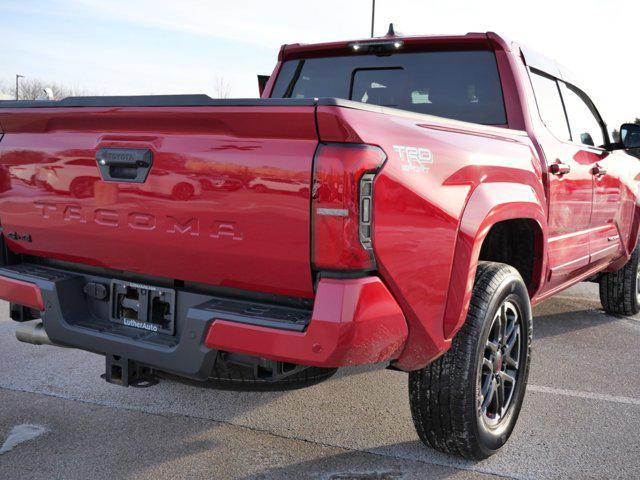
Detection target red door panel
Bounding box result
[589,151,624,264]
[544,143,597,286]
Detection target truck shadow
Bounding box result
[233,446,468,480]
[532,294,636,340]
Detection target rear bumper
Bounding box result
[0,264,218,380]
[0,275,43,310]
[205,276,408,367]
[0,264,408,377]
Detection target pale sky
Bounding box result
[1,0,638,129]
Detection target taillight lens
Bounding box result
[312,143,386,271]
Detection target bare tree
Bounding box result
[0,80,12,99]
[612,128,621,142]
[1,78,94,101]
[212,75,232,99]
[49,83,92,99]
[18,79,49,100]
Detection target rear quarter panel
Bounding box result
[317,105,545,370]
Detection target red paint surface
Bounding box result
[2,32,640,371]
[205,276,408,367]
[316,103,547,369]
[0,276,44,310]
[0,107,318,298]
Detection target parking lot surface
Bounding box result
[1,282,639,479]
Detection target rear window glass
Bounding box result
[272,50,506,125]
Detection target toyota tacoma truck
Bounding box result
[2,30,640,460]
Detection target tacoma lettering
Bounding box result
[32,202,241,239]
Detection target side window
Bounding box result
[288,57,351,99]
[560,83,606,148]
[270,60,299,98]
[529,71,571,141]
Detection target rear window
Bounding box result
[271,50,506,125]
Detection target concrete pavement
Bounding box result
[1,282,639,479]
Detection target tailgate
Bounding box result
[0,101,318,298]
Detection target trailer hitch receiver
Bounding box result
[103,353,158,388]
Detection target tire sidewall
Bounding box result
[470,270,532,457]
[631,249,640,312]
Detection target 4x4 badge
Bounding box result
[6,232,32,243]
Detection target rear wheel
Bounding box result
[409,262,532,460]
[599,244,640,316]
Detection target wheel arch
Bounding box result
[608,201,640,272]
[442,182,547,340]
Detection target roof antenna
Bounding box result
[387,23,395,36]
[386,23,401,37]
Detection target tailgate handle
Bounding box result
[96,148,153,183]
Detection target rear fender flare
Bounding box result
[442,182,547,340]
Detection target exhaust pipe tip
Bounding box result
[15,321,57,347]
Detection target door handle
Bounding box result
[96,148,153,183]
[592,163,607,178]
[549,161,571,176]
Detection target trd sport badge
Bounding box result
[393,145,433,173]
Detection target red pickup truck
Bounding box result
[2,30,640,460]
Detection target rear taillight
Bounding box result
[312,143,386,271]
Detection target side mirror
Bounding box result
[621,123,640,149]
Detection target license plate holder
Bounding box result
[110,280,176,336]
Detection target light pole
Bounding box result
[15,74,24,101]
[371,0,375,37]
